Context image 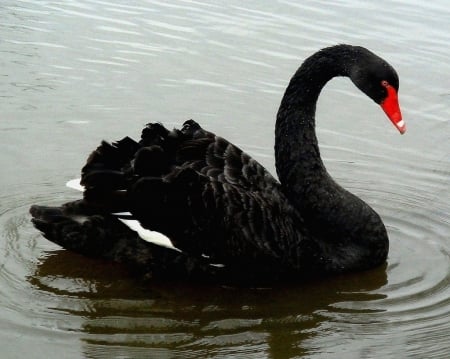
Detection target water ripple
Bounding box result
[1,0,449,357]
[2,182,448,357]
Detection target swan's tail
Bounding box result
[29,203,215,279]
[30,203,147,261]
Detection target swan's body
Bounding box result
[30,45,404,283]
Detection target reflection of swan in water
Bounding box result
[29,250,388,358]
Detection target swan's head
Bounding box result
[349,48,405,134]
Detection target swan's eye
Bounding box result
[381,80,389,87]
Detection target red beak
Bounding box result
[380,84,405,134]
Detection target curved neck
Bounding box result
[274,45,389,273]
[275,46,357,191]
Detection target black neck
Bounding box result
[274,45,389,273]
[275,45,356,193]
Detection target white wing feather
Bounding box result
[65,178,180,251]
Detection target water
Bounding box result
[1,0,449,358]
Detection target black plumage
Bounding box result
[30,45,403,284]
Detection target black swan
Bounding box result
[30,44,405,283]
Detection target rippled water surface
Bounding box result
[1,1,449,358]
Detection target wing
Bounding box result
[32,120,310,280]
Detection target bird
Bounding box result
[30,44,405,284]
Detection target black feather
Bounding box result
[30,45,396,283]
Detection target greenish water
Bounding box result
[1,1,449,358]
